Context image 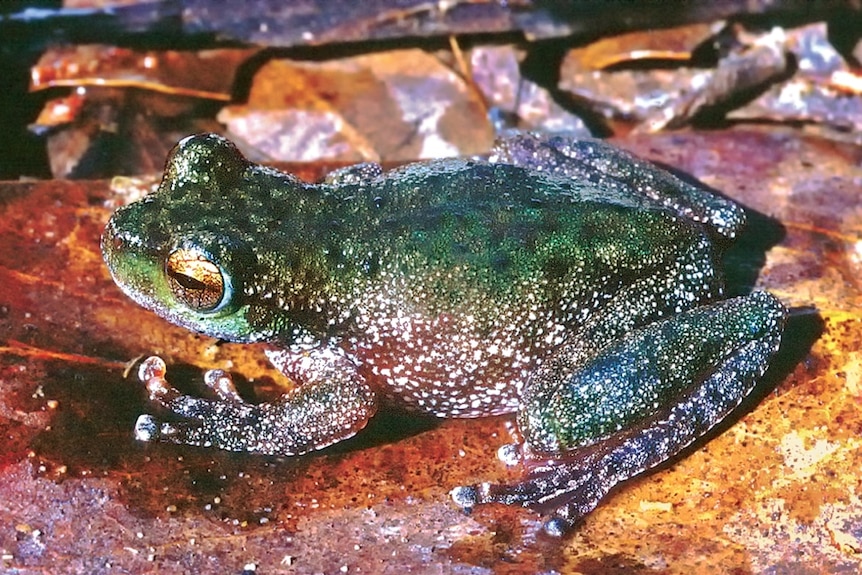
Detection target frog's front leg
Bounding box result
[452,291,786,535]
[134,348,377,456]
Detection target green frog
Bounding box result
[102,132,786,535]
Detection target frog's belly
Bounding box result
[350,312,555,418]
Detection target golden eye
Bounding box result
[166,248,226,311]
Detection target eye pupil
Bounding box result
[166,249,226,311]
[168,270,208,291]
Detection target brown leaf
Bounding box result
[729,24,862,138]
[219,49,494,162]
[565,23,719,70]
[30,45,256,100]
[469,44,590,135]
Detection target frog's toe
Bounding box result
[543,516,571,538]
[202,369,244,403]
[137,355,167,383]
[133,413,197,446]
[496,443,522,466]
[541,499,594,536]
[137,355,185,409]
[133,411,213,448]
[134,414,161,442]
[134,412,205,447]
[450,484,481,510]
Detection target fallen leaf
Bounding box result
[219,49,494,162]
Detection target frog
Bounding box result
[101,132,786,536]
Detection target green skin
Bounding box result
[102,133,786,535]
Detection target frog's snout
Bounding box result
[102,214,135,268]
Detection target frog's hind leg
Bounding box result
[452,291,786,535]
[490,132,746,239]
[134,350,378,457]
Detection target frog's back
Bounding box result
[314,158,709,316]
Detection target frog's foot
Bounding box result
[133,355,377,456]
[454,292,787,536]
[451,451,602,536]
[134,356,256,450]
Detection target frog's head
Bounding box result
[102,134,299,343]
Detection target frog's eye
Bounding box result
[166,248,232,312]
